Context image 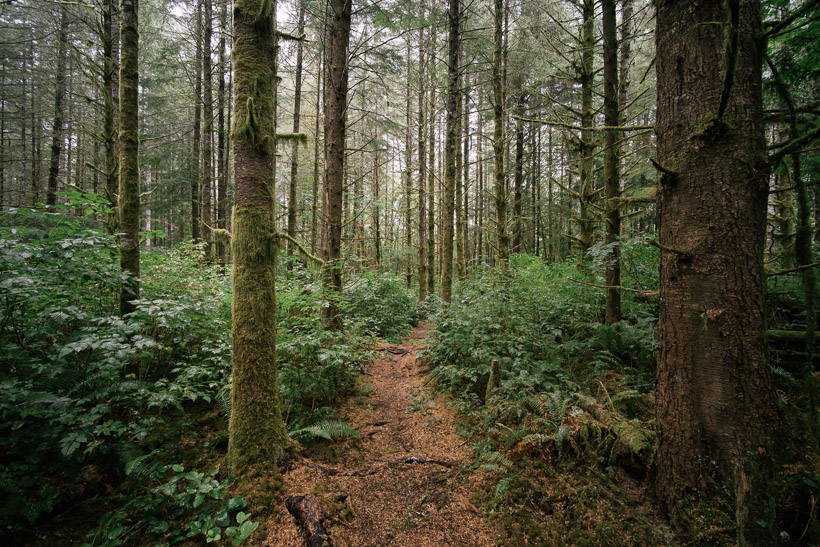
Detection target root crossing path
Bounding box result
[264,323,498,546]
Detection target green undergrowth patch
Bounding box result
[425,252,667,542]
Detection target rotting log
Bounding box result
[285,495,330,547]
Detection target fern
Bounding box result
[288,420,360,441]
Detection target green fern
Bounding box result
[288,420,360,441]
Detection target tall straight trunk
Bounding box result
[191,0,202,242]
[417,25,428,300]
[227,0,289,483]
[603,0,621,324]
[118,0,140,315]
[441,0,460,303]
[144,164,152,249]
[288,3,306,253]
[217,0,228,263]
[492,0,508,264]
[460,73,469,276]
[404,39,413,287]
[427,29,436,296]
[373,145,381,265]
[46,6,69,206]
[21,53,28,205]
[103,0,118,232]
[618,0,633,123]
[202,0,214,258]
[576,0,595,255]
[512,90,524,253]
[0,61,5,206]
[321,0,351,331]
[30,41,41,206]
[477,89,484,265]
[655,1,780,542]
[311,54,322,254]
[547,126,554,261]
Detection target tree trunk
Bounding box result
[603,0,621,324]
[217,0,229,264]
[321,0,351,331]
[427,29,436,296]
[202,0,214,258]
[417,24,428,300]
[655,1,781,543]
[492,0,508,264]
[460,72,469,276]
[46,6,69,206]
[512,89,524,254]
[103,0,119,233]
[227,0,289,485]
[441,0,460,303]
[118,0,140,315]
[311,54,322,254]
[576,0,595,255]
[191,0,202,242]
[404,38,414,287]
[288,3,306,255]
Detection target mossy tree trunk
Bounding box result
[118,0,140,316]
[492,0,509,265]
[603,0,620,324]
[227,0,290,487]
[320,0,351,331]
[427,31,436,296]
[575,0,595,256]
[217,0,228,264]
[404,38,413,287]
[655,1,781,543]
[102,0,119,234]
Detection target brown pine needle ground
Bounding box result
[263,323,498,546]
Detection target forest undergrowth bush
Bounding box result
[425,251,665,542]
[0,206,417,543]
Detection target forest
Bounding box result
[0,0,818,544]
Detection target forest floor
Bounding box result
[264,322,499,546]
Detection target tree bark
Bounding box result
[320,0,351,331]
[118,0,140,315]
[46,6,69,206]
[417,24,428,300]
[191,0,202,242]
[492,0,509,264]
[404,38,414,287]
[655,1,781,543]
[441,0,460,303]
[227,0,289,484]
[202,0,214,258]
[217,0,229,263]
[512,88,524,254]
[103,0,119,233]
[603,0,621,324]
[575,0,595,255]
[427,29,436,296]
[288,3,306,256]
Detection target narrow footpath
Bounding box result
[264,322,498,546]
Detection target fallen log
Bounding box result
[285,495,330,547]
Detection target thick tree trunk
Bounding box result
[603,0,620,324]
[417,25,428,300]
[288,4,306,255]
[191,0,202,242]
[492,0,508,264]
[311,53,322,254]
[321,0,351,331]
[46,6,69,206]
[227,0,289,485]
[655,1,781,543]
[441,0,460,303]
[118,0,140,315]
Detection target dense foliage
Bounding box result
[0,205,419,543]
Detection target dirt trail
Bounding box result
[264,323,497,546]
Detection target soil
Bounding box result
[264,322,498,546]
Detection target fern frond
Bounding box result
[288,420,360,441]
